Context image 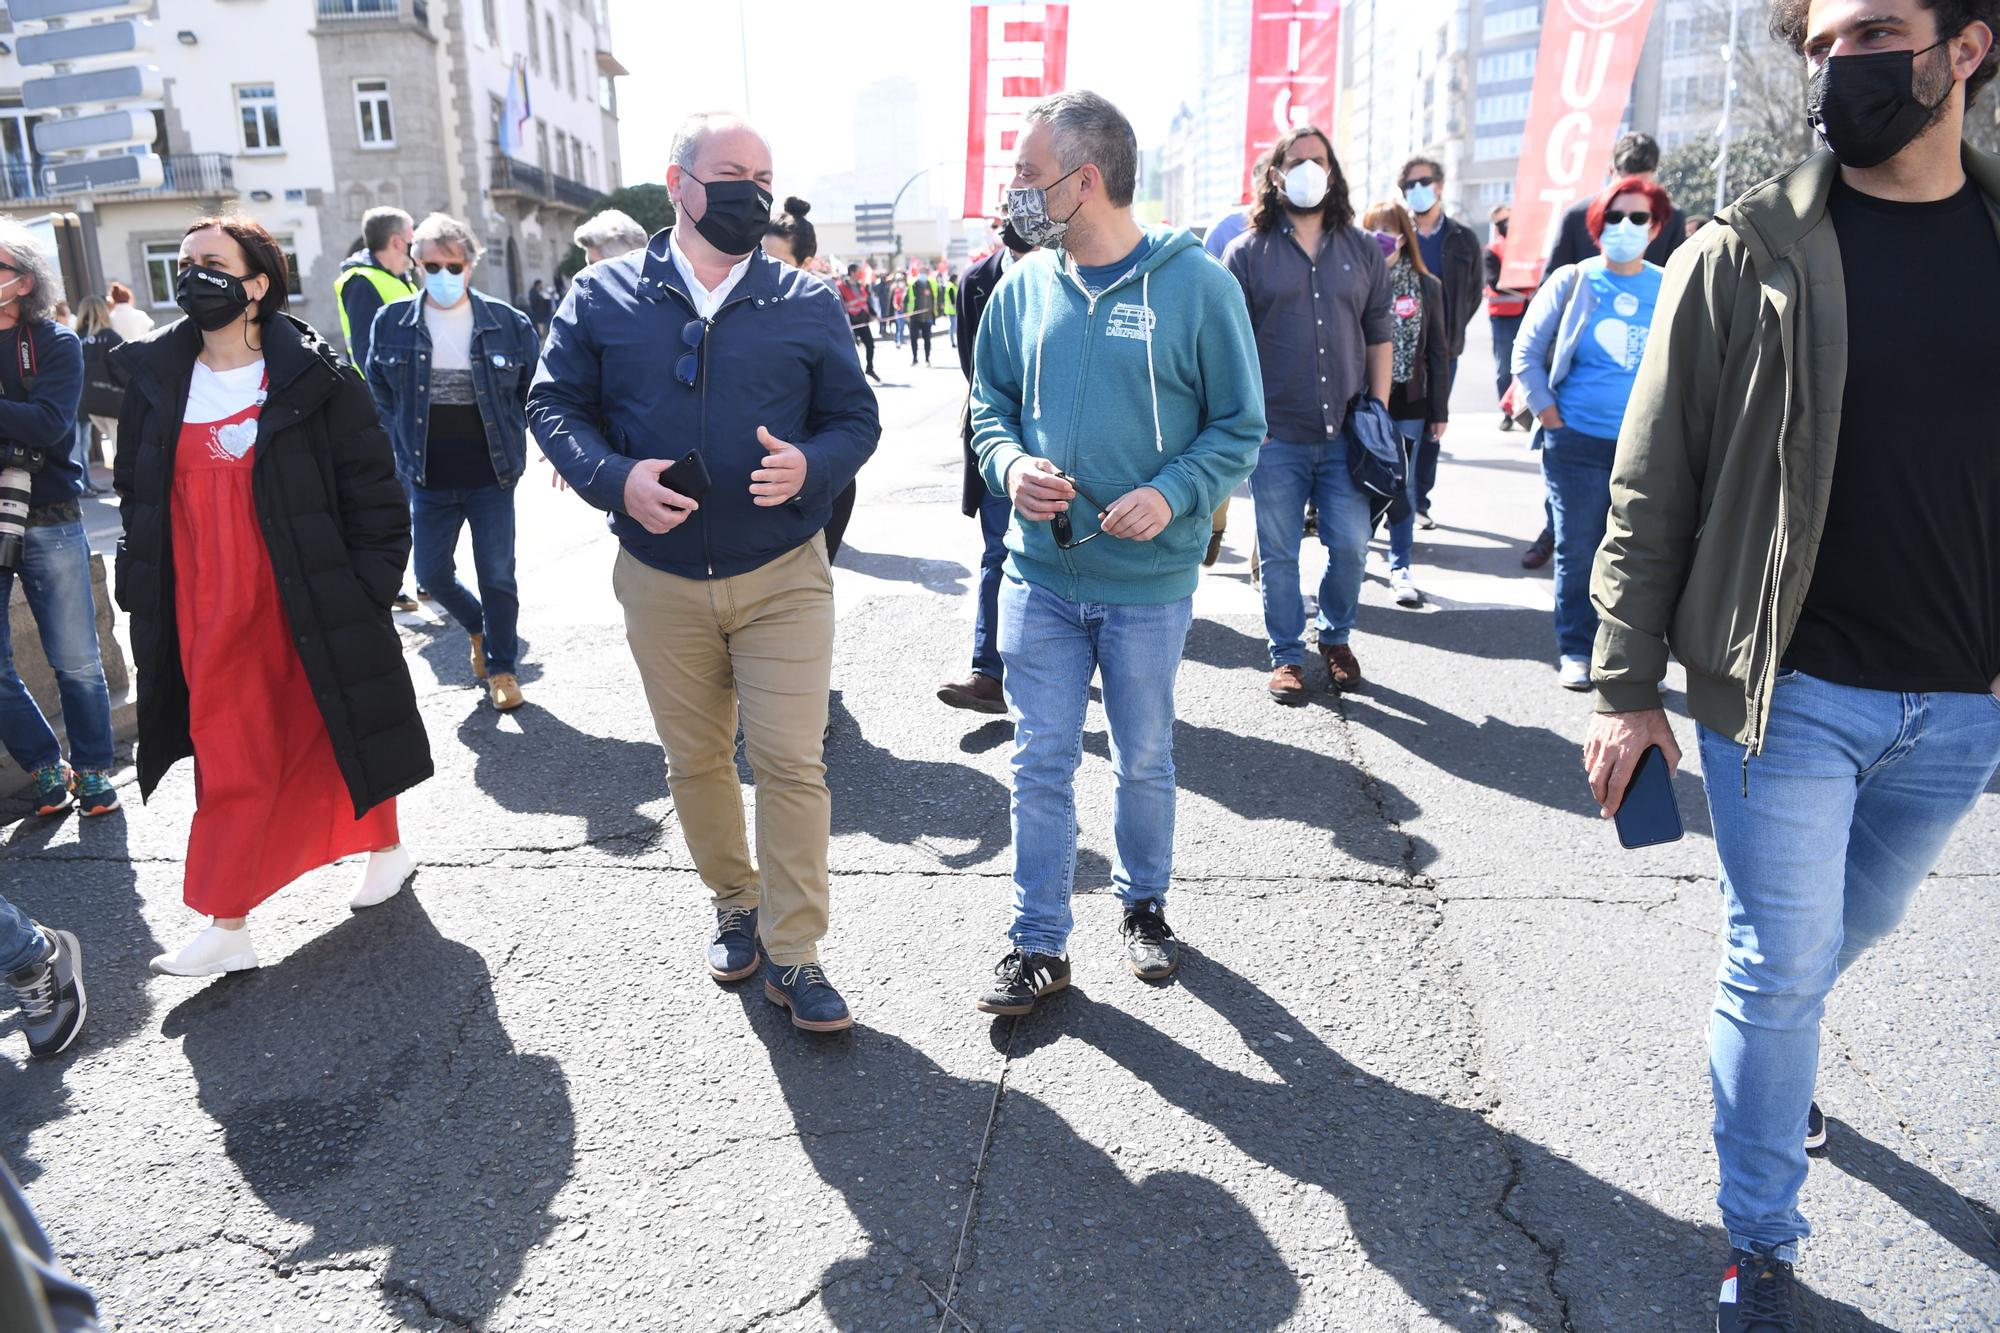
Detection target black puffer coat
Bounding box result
[111,313,431,817]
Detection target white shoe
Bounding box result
[1390,568,1423,608]
[351,844,415,910]
[150,925,259,977]
[1559,657,1593,691]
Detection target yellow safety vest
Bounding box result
[333,263,417,345]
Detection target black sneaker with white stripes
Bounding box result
[976,949,1070,1016]
[1804,1100,1827,1153]
[1715,1247,1800,1333]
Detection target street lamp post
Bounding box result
[1714,0,1743,213]
[888,161,955,263]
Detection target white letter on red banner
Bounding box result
[1241,2,1342,205]
[1501,0,1658,288]
[964,4,1071,219]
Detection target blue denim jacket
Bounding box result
[365,288,539,487]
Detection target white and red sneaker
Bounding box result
[1716,1248,1799,1332]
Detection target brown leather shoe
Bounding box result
[488,672,524,712]
[469,632,488,681]
[1267,664,1307,705]
[1521,529,1555,570]
[1320,642,1363,691]
[937,672,1007,714]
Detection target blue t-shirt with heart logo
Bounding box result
[1555,263,1664,439]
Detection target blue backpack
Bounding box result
[1342,393,1407,527]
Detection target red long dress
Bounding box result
[173,366,398,917]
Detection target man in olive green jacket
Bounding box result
[1581,0,2000,1325]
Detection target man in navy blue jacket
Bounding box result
[528,112,879,1034]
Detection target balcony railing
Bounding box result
[0,152,234,204]
[490,154,599,212]
[316,0,430,26]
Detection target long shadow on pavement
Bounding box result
[745,992,1301,1330]
[826,690,1015,873]
[455,704,665,855]
[161,895,574,1329]
[1001,951,1895,1331]
[833,545,971,597]
[1,805,157,1183]
[1824,1117,2000,1274]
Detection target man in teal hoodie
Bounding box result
[968,90,1266,1016]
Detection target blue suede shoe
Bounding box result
[707,906,760,983]
[762,959,853,1032]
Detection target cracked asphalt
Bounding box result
[3,326,1996,1331]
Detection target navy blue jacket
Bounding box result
[526,231,879,577]
[0,319,84,510]
[365,289,539,488]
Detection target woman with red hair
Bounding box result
[1510,174,1673,691]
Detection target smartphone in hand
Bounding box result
[660,449,713,502]
[1613,745,1684,850]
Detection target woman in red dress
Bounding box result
[112,215,432,976]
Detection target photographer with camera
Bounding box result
[0,218,117,819]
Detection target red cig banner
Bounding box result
[964,3,1071,219]
[1501,0,1659,288]
[1241,1,1342,205]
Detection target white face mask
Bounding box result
[1600,218,1651,263]
[1280,160,1330,211]
[0,275,21,308]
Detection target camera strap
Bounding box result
[13,323,35,392]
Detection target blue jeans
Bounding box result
[0,894,45,976]
[1251,436,1370,663]
[411,482,520,675]
[70,420,92,487]
[1540,424,1617,661]
[1699,672,2000,1259]
[1385,418,1426,573]
[997,575,1192,956]
[970,491,1011,680]
[0,521,115,773]
[1490,314,1522,402]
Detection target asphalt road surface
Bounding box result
[4,321,1995,1331]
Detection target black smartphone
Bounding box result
[1614,745,1684,850]
[660,449,712,502]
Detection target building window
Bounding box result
[564,33,576,96]
[1482,4,1539,39]
[536,118,549,171]
[482,0,498,42]
[355,78,395,148]
[546,15,558,80]
[1473,133,1525,161]
[526,1,540,70]
[236,84,282,153]
[597,72,615,114]
[1475,91,1531,124]
[270,234,305,299]
[554,134,569,179]
[1475,49,1536,83]
[143,242,183,308]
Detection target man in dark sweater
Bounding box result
[0,221,116,819]
[1397,155,1484,525]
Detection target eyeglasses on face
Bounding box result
[422,260,467,275]
[1603,209,1653,226]
[1400,175,1437,191]
[675,317,706,388]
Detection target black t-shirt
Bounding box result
[423,402,498,490]
[1783,177,2000,693]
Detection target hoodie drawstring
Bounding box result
[1031,263,1055,422]
[1141,270,1162,452]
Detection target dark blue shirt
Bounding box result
[1415,222,1447,290]
[1075,235,1155,293]
[0,319,85,510]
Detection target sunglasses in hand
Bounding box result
[1049,471,1115,549]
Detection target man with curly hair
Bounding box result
[1582,0,1999,1326]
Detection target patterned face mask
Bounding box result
[1005,166,1084,250]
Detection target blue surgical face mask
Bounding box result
[1599,219,1650,264]
[424,269,467,306]
[1402,181,1438,214]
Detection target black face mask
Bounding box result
[1495,218,1510,237]
[999,220,1032,254]
[1807,39,1954,169]
[688,177,774,257]
[175,264,255,332]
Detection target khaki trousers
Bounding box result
[614,536,835,965]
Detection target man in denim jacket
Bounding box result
[366,212,540,712]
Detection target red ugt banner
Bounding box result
[1501,0,1659,288]
[1241,2,1342,205]
[964,4,1071,219]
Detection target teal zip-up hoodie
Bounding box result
[970,225,1266,604]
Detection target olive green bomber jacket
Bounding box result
[1590,145,2000,758]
